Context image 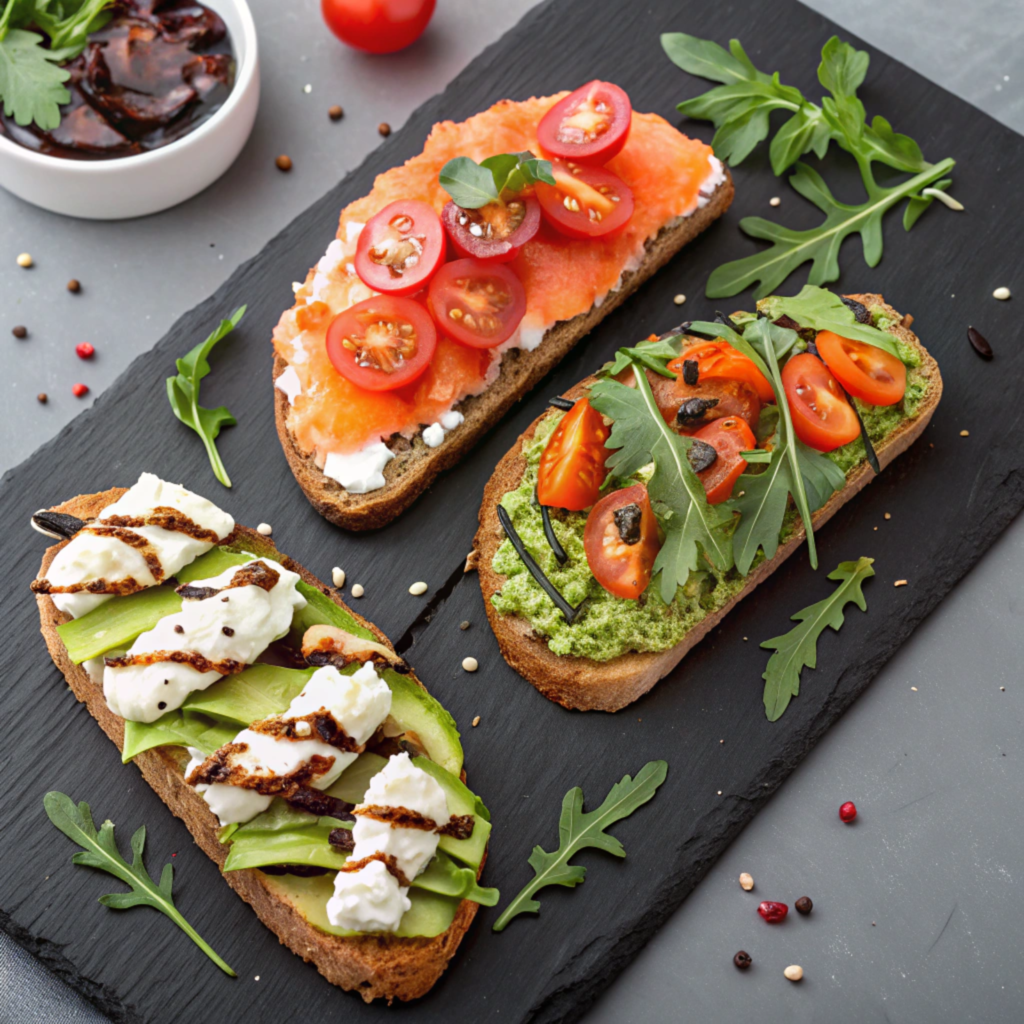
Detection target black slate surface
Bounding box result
[2,0,1023,1022]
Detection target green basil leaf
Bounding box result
[439,156,500,208]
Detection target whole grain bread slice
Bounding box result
[35,491,483,1003]
[474,294,943,712]
[275,174,734,531]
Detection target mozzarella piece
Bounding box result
[275,366,302,405]
[46,474,234,619]
[422,423,445,448]
[103,558,305,723]
[326,753,450,933]
[323,442,395,494]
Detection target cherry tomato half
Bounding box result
[427,258,526,349]
[326,295,436,392]
[815,330,906,406]
[321,0,435,54]
[535,159,634,240]
[537,399,611,511]
[537,81,632,164]
[782,352,861,452]
[584,483,660,600]
[674,377,762,435]
[691,417,758,504]
[441,196,541,263]
[668,340,775,404]
[354,200,445,296]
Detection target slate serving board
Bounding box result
[2,0,1023,1021]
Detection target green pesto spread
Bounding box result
[490,304,933,661]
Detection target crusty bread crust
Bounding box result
[35,494,480,1003]
[275,175,735,531]
[474,294,943,712]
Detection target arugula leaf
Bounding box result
[761,556,874,720]
[0,27,70,129]
[600,334,683,379]
[439,151,554,209]
[166,306,245,488]
[44,791,236,975]
[590,365,734,601]
[492,761,668,931]
[705,158,955,300]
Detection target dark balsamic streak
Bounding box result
[497,505,584,625]
[538,496,568,565]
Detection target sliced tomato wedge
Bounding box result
[815,330,907,406]
[674,377,761,435]
[537,399,610,511]
[691,417,757,504]
[537,81,632,164]
[782,352,860,452]
[325,296,437,392]
[354,199,445,296]
[535,159,634,239]
[584,483,660,600]
[441,196,541,263]
[427,258,526,348]
[668,340,775,404]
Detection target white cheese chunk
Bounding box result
[103,558,305,724]
[323,442,395,494]
[47,474,234,619]
[422,423,445,448]
[439,411,464,431]
[326,859,411,934]
[275,366,302,405]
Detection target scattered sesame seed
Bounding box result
[673,293,686,305]
[459,620,470,630]
[351,584,365,598]
[743,636,748,641]
[874,526,878,531]
[784,965,804,982]
[329,105,344,121]
[462,656,478,672]
[12,325,27,339]
[960,429,970,437]
[894,579,908,587]
[884,512,891,520]
[72,383,88,398]
[472,716,480,727]
[378,122,391,137]
[16,252,33,268]
[254,975,260,981]
[409,581,428,596]
[67,279,81,293]
[303,84,312,94]
[1000,686,1005,691]
[911,686,918,691]
[769,196,781,207]
[37,393,47,403]
[993,286,1011,301]
[717,790,722,796]
[256,523,273,536]
[332,567,346,588]
[720,739,724,744]
[295,721,312,736]
[739,872,754,891]
[275,154,293,172]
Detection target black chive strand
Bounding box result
[549,396,575,411]
[715,310,742,332]
[497,505,583,625]
[852,402,881,476]
[537,493,568,565]
[31,511,86,540]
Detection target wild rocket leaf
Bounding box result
[166,306,246,488]
[492,761,668,931]
[761,557,875,720]
[43,792,236,975]
[590,364,735,601]
[439,152,554,209]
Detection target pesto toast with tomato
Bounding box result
[272,82,733,531]
[31,476,495,1002]
[475,287,942,712]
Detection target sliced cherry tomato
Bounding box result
[537,399,610,511]
[537,81,632,164]
[325,296,436,392]
[320,0,435,54]
[692,417,757,504]
[782,352,861,452]
[427,258,526,348]
[668,340,775,404]
[535,159,634,239]
[354,200,445,296]
[441,196,541,263]
[674,378,762,435]
[815,330,907,406]
[584,483,660,600]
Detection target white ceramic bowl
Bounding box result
[0,0,259,220]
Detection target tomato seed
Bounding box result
[76,342,95,359]
[839,801,857,823]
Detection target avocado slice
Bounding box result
[383,669,463,777]
[413,758,491,870]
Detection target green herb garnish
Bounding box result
[166,306,245,488]
[661,32,958,298]
[492,760,668,932]
[43,791,236,976]
[439,151,554,209]
[0,0,114,130]
[761,556,875,720]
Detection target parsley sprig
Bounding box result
[761,557,875,720]
[439,151,554,209]
[44,791,236,975]
[493,761,668,932]
[662,33,958,298]
[0,0,113,130]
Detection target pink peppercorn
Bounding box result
[757,901,788,924]
[72,383,89,398]
[75,342,95,359]
[839,801,858,823]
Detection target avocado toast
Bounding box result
[33,481,495,1003]
[475,289,942,712]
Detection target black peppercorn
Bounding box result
[174,624,184,634]
[795,896,813,915]
[734,950,752,970]
[676,396,719,425]
[682,358,699,386]
[222,626,235,637]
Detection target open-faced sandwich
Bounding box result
[272,81,734,530]
[31,475,495,1002]
[475,286,942,711]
